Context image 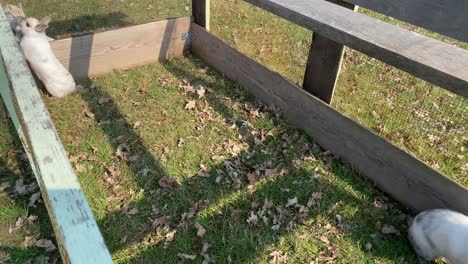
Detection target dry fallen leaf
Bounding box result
[185,100,196,110]
[28,192,41,207]
[98,97,111,104]
[194,223,206,237]
[158,177,183,191]
[286,197,298,207]
[0,181,10,191]
[15,179,27,195]
[196,86,206,98]
[178,138,185,148]
[23,236,36,247]
[365,242,372,251]
[381,224,400,235]
[178,253,197,260]
[133,121,142,129]
[247,172,259,186]
[165,230,176,243]
[127,207,139,215]
[83,110,95,118]
[319,236,330,245]
[35,239,56,252]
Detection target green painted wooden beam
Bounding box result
[0,6,113,264]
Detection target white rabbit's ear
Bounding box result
[39,16,51,25]
[35,16,51,32]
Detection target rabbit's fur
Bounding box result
[19,17,75,98]
[408,209,468,264]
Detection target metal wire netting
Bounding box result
[1,0,190,38]
[334,51,468,186]
[209,0,467,186]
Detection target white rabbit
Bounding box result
[408,209,468,264]
[19,17,76,98]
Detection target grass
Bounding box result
[2,57,417,263]
[0,0,466,263]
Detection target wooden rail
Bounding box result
[51,17,192,78]
[343,0,468,43]
[192,23,468,214]
[243,0,468,99]
[0,7,113,264]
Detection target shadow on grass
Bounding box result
[0,104,59,263]
[72,56,415,263]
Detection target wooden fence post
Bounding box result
[192,0,210,30]
[303,1,356,104]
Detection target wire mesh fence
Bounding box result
[209,0,467,186]
[334,50,468,186]
[1,0,191,38]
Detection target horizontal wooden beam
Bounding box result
[191,23,468,214]
[243,0,468,98]
[343,0,468,43]
[0,7,112,264]
[51,16,192,78]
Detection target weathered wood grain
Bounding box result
[303,0,355,104]
[192,0,210,30]
[343,0,468,43]
[0,7,113,264]
[243,0,468,98]
[192,24,468,214]
[51,16,192,78]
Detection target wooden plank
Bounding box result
[0,7,113,264]
[242,0,468,99]
[192,0,210,30]
[51,16,192,78]
[303,0,355,104]
[191,24,468,214]
[342,0,468,43]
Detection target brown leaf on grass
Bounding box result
[164,230,177,247]
[319,236,330,245]
[0,181,10,191]
[140,168,151,177]
[98,97,111,104]
[15,179,27,195]
[286,197,298,207]
[194,223,206,237]
[178,138,185,148]
[178,253,197,260]
[365,242,372,251]
[461,163,468,172]
[28,192,41,207]
[139,86,149,94]
[127,207,139,215]
[307,192,323,207]
[23,236,36,247]
[163,146,170,153]
[381,224,400,235]
[116,143,130,159]
[247,172,259,186]
[185,100,196,110]
[35,239,56,252]
[133,121,142,129]
[83,110,95,119]
[196,86,206,98]
[75,163,86,173]
[158,177,182,192]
